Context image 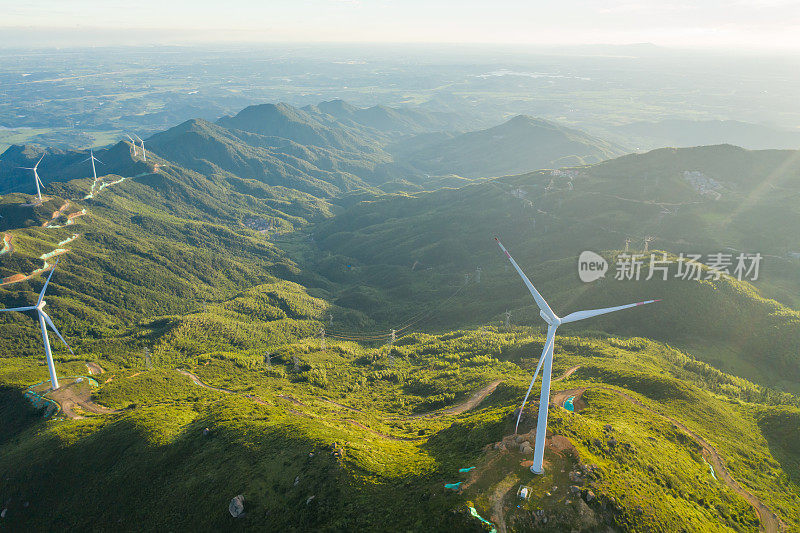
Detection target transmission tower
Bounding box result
[475,266,481,283]
[644,236,654,253]
[624,238,631,253]
[504,310,512,329]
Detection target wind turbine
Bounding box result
[133,134,146,161]
[0,259,73,390]
[495,237,659,474]
[82,150,103,182]
[18,155,45,203]
[125,134,139,156]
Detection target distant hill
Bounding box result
[396,115,625,177]
[312,144,800,391]
[217,102,379,153]
[146,118,381,197]
[611,119,800,151]
[304,99,471,136]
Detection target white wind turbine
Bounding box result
[133,134,146,161]
[125,134,139,156]
[0,259,73,390]
[18,155,45,203]
[83,149,103,182]
[495,237,659,474]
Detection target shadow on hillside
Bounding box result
[755,407,800,487]
[0,385,43,446]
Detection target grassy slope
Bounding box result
[1,329,798,531]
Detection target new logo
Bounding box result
[578,251,608,282]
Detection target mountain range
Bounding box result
[1,99,799,532]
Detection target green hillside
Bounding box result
[1,103,800,532]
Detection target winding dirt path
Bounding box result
[177,369,237,394]
[490,473,518,533]
[551,383,783,533]
[553,365,580,383]
[409,379,503,419]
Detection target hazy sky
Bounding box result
[2,0,799,50]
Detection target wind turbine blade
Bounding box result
[93,157,104,165]
[494,237,557,322]
[560,299,661,324]
[0,306,37,312]
[37,258,59,305]
[34,155,44,169]
[514,325,556,433]
[41,311,74,355]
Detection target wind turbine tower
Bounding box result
[495,237,658,474]
[83,150,103,182]
[126,134,139,156]
[133,134,147,161]
[19,155,45,203]
[0,259,73,390]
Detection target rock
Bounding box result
[306,495,315,505]
[604,424,612,432]
[569,485,582,495]
[515,435,526,444]
[1,508,7,519]
[519,440,531,451]
[521,445,533,455]
[202,427,211,437]
[607,438,617,448]
[294,476,300,486]
[583,489,595,502]
[229,495,245,518]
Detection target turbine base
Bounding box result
[530,465,544,475]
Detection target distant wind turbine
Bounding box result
[0,259,73,390]
[18,155,45,202]
[495,237,659,474]
[133,134,146,161]
[125,134,139,156]
[82,149,103,182]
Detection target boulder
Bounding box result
[519,440,531,452]
[229,495,245,518]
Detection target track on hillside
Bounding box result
[550,379,784,533]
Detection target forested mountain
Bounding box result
[1,101,799,532]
